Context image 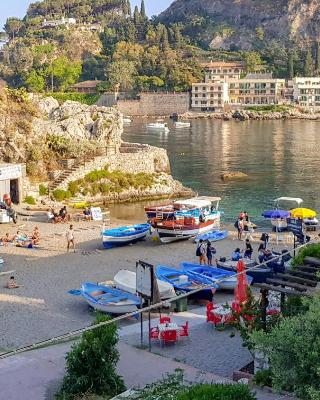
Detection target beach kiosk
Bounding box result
[0,163,24,205]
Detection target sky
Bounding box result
[0,0,173,30]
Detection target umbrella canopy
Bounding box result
[262,209,291,219]
[290,208,317,219]
[234,260,248,304]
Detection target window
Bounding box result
[229,83,235,89]
[218,94,221,98]
[202,94,206,98]
[270,83,275,88]
[195,87,198,91]
[223,69,227,73]
[315,96,320,102]
[210,101,214,105]
[210,87,214,91]
[202,87,206,91]
[195,101,198,105]
[201,101,207,105]
[218,86,222,90]
[194,94,198,98]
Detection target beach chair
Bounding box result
[149,327,159,340]
[179,321,189,337]
[160,329,177,345]
[159,316,171,324]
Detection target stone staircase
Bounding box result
[49,156,95,192]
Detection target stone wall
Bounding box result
[116,92,190,116]
[55,143,170,190]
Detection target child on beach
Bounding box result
[66,224,76,253]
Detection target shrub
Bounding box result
[253,369,273,387]
[24,195,36,205]
[39,184,48,196]
[57,314,125,399]
[177,383,256,400]
[250,295,320,399]
[292,243,320,266]
[53,189,68,201]
[46,92,99,106]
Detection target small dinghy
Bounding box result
[114,270,176,299]
[180,262,247,290]
[174,121,191,128]
[217,259,272,284]
[102,223,150,249]
[156,265,217,298]
[194,230,228,243]
[69,282,141,314]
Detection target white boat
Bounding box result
[146,122,170,133]
[123,117,132,124]
[114,270,176,299]
[174,121,191,128]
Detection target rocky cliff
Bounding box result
[160,0,320,50]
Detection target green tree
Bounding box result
[46,56,82,92]
[287,51,294,79]
[57,314,125,398]
[25,70,45,92]
[243,51,262,73]
[133,5,140,26]
[4,17,24,39]
[106,60,137,91]
[304,49,314,76]
[315,42,320,75]
[140,0,147,19]
[136,75,164,91]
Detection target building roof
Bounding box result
[201,61,245,68]
[70,80,102,89]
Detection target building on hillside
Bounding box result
[191,82,229,112]
[201,61,245,83]
[78,23,103,33]
[42,17,76,28]
[292,77,320,108]
[228,77,285,106]
[70,80,102,94]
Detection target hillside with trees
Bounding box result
[0,0,202,93]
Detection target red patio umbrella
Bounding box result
[234,259,249,305]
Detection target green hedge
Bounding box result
[292,243,320,266]
[177,384,256,400]
[46,92,99,105]
[245,105,290,113]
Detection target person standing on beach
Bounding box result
[196,239,206,265]
[235,217,244,240]
[206,241,216,266]
[66,224,76,253]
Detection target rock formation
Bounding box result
[221,172,249,181]
[160,0,320,50]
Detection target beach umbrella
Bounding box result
[261,209,290,219]
[290,208,317,219]
[234,259,249,305]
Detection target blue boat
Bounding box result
[194,230,229,243]
[181,262,252,290]
[156,265,217,299]
[102,223,150,249]
[69,282,141,314]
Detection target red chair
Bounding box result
[160,316,171,324]
[206,302,222,325]
[179,321,189,337]
[160,329,177,345]
[149,327,159,340]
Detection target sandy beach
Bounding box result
[0,208,295,353]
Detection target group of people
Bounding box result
[196,239,217,265]
[234,211,255,241]
[47,206,70,224]
[1,227,40,248]
[231,238,254,261]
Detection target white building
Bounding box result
[191,82,229,112]
[42,17,76,28]
[201,61,245,83]
[292,77,320,108]
[0,163,25,204]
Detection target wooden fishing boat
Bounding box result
[194,230,229,243]
[69,283,141,314]
[217,259,272,284]
[102,223,150,249]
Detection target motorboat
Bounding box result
[146,122,170,133]
[102,223,150,249]
[180,262,246,290]
[123,117,132,124]
[152,197,222,243]
[144,204,175,220]
[194,230,228,243]
[156,265,217,297]
[217,258,272,284]
[114,269,176,299]
[69,282,141,314]
[174,121,191,128]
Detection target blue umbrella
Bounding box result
[262,210,290,219]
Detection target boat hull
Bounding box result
[217,260,272,284]
[156,220,216,244]
[102,224,150,249]
[85,297,138,314]
[194,230,229,243]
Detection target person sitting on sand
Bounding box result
[59,206,70,223]
[1,233,12,246]
[13,230,28,244]
[231,248,242,261]
[31,226,40,246]
[6,276,23,289]
[83,207,91,221]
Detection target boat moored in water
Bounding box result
[174,121,191,128]
[102,223,150,249]
[146,122,170,133]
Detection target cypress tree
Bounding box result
[133,5,140,26]
[316,42,320,74]
[287,51,294,79]
[140,0,147,19]
[304,48,314,76]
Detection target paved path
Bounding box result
[0,339,295,400]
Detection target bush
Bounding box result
[292,243,320,266]
[177,384,256,400]
[24,195,36,205]
[39,184,48,196]
[250,295,320,399]
[46,92,99,105]
[57,314,125,399]
[53,189,68,201]
[253,369,273,387]
[68,181,80,197]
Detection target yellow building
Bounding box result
[201,61,245,83]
